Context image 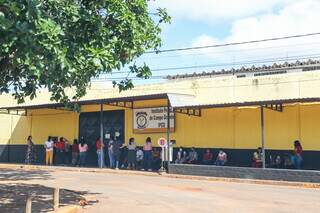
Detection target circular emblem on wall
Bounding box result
[136,112,148,129]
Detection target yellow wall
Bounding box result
[2,101,320,151]
[234,108,261,149]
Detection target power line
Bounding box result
[145,32,320,54]
[148,53,320,72]
[140,42,320,60]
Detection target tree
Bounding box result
[0,0,170,107]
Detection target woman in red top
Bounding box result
[202,149,213,165]
[96,137,105,168]
[55,137,66,165]
[292,140,303,169]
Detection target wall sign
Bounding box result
[158,137,167,147]
[133,107,175,133]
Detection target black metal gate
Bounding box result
[79,110,125,166]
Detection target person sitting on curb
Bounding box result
[187,147,198,164]
[252,147,263,168]
[181,151,188,164]
[215,149,227,166]
[175,147,184,164]
[202,149,213,165]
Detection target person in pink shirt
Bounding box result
[143,137,153,171]
[78,138,88,167]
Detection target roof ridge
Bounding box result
[167,59,320,80]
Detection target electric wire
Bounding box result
[145,32,320,54]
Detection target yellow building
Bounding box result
[1,61,320,169]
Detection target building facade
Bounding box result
[1,61,320,169]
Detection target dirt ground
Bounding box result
[0,166,320,213]
[0,168,97,212]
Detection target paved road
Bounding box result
[0,167,320,213]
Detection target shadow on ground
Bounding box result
[0,168,51,181]
[0,183,99,212]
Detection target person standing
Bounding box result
[25,136,35,164]
[119,142,127,169]
[108,136,115,168]
[64,138,71,165]
[55,137,66,165]
[143,137,153,171]
[292,140,303,169]
[96,137,105,168]
[44,136,54,166]
[79,139,88,167]
[112,136,123,170]
[71,139,79,166]
[136,148,144,170]
[127,138,136,169]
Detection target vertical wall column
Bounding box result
[167,99,171,166]
[100,103,104,168]
[260,105,266,169]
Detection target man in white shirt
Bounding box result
[215,149,227,166]
[44,136,54,166]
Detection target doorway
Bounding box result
[79,110,125,166]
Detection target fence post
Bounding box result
[53,187,60,211]
[25,195,32,213]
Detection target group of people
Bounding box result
[43,136,88,166]
[41,135,162,171]
[173,140,303,170]
[174,147,228,166]
[25,135,304,170]
[98,136,162,171]
[252,140,303,169]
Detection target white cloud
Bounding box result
[150,0,296,22]
[188,0,320,66]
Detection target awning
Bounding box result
[2,93,320,111]
[0,93,170,111]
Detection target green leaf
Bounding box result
[0,0,170,108]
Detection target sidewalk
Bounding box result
[1,163,319,189]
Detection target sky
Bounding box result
[96,0,320,86]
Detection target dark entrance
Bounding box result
[79,110,125,166]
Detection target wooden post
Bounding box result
[53,187,60,211]
[25,195,32,213]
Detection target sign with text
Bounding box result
[158,137,167,147]
[133,107,174,133]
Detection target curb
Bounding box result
[1,163,320,189]
[162,173,320,189]
[0,163,161,177]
